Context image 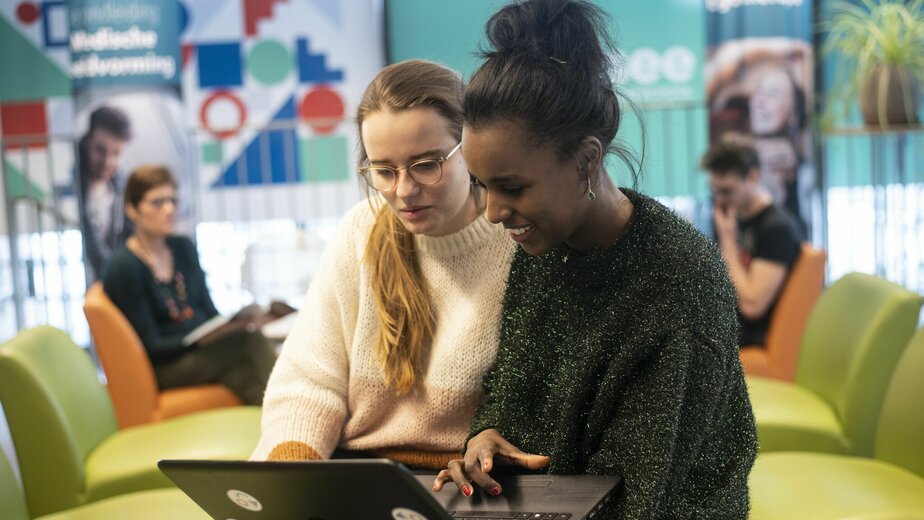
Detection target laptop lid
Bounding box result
[159,459,621,520]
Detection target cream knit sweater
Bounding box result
[251,201,515,468]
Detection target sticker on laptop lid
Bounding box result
[391,507,428,520]
[227,489,263,512]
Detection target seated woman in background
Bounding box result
[249,60,516,469]
[432,0,757,518]
[104,165,278,405]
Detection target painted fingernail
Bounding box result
[491,486,501,496]
[461,485,472,497]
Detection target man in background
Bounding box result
[78,105,133,282]
[702,132,803,347]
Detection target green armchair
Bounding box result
[748,273,922,456]
[0,446,209,520]
[750,326,924,519]
[0,326,261,518]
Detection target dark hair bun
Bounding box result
[483,0,612,79]
[465,0,642,184]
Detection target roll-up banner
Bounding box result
[68,0,187,283]
[706,0,816,236]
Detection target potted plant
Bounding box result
[823,0,924,128]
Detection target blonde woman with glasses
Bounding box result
[251,60,515,469]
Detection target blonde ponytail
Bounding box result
[364,203,434,394]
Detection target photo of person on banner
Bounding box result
[707,40,812,236]
[77,105,134,282]
[75,90,189,284]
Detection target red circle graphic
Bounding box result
[16,3,40,24]
[299,86,345,135]
[200,91,247,140]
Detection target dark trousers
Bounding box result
[153,330,277,405]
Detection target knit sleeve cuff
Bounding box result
[267,441,323,461]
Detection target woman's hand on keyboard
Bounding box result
[432,429,550,497]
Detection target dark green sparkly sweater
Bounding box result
[469,190,757,519]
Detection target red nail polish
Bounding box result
[462,485,472,497]
[491,487,501,496]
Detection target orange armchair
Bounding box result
[83,282,242,429]
[740,243,827,381]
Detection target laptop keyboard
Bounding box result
[451,513,571,519]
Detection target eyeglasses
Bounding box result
[144,196,179,209]
[357,142,462,192]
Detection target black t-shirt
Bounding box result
[737,204,803,346]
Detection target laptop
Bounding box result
[159,459,621,520]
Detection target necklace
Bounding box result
[132,237,194,322]
[133,236,174,282]
[161,271,195,322]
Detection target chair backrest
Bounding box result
[0,448,29,520]
[795,273,923,456]
[875,327,924,477]
[0,326,118,517]
[762,243,826,379]
[84,282,159,429]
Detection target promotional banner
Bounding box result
[182,0,385,223]
[0,0,385,335]
[706,0,815,235]
[69,0,180,90]
[69,0,187,283]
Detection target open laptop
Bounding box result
[159,459,621,520]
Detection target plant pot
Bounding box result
[858,65,921,127]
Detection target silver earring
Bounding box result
[586,180,596,201]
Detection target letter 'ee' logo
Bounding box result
[627,46,696,85]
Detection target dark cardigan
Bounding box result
[103,236,219,363]
[470,190,757,519]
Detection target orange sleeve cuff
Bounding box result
[266,441,323,461]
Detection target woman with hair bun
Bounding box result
[432,1,756,517]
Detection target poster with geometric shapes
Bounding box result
[181,0,385,222]
[0,0,76,235]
